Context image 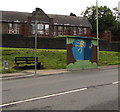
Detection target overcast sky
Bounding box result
[0,0,119,16]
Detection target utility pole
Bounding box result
[118,1,120,14]
[34,14,38,75]
[118,1,120,22]
[96,0,99,62]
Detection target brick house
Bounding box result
[0,8,92,38]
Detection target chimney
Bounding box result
[35,8,41,11]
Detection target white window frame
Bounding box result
[78,27,82,35]
[37,24,44,35]
[73,27,76,35]
[31,24,35,34]
[45,24,49,35]
[53,26,56,36]
[8,23,12,34]
[64,26,67,35]
[8,23,19,34]
[14,24,19,34]
[58,26,63,35]
[83,28,87,34]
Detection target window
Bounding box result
[8,23,19,34]
[64,26,67,35]
[31,24,35,34]
[37,24,44,35]
[73,27,76,35]
[45,24,49,35]
[58,26,63,35]
[83,28,87,34]
[14,24,19,34]
[78,27,82,35]
[8,23,12,34]
[53,26,56,36]
[32,23,49,35]
[67,27,72,35]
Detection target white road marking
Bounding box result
[0,88,87,108]
[1,81,119,108]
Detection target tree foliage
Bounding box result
[82,6,119,36]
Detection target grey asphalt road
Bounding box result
[2,68,119,110]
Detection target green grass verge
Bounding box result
[1,47,67,73]
[1,47,120,73]
[99,51,120,66]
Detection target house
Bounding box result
[0,8,92,38]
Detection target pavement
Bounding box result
[1,65,119,80]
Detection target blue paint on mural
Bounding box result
[72,39,86,60]
[72,39,93,60]
[84,40,93,60]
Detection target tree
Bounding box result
[82,6,116,34]
[113,7,118,19]
[111,21,120,36]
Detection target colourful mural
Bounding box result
[72,39,86,60]
[66,37,98,70]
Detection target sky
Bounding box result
[0,0,119,16]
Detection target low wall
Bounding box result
[2,34,66,49]
[1,34,120,52]
[99,40,120,52]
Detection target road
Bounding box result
[1,68,119,110]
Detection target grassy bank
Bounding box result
[1,48,67,73]
[99,51,120,66]
[1,47,120,73]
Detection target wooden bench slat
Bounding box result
[15,57,39,66]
